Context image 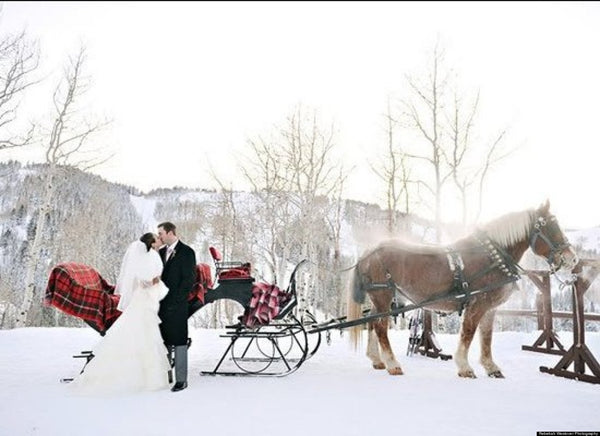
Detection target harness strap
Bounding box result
[361,234,523,317]
[446,248,470,316]
[366,249,417,306]
[308,274,521,334]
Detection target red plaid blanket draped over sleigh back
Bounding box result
[44,262,119,335]
[190,263,213,304]
[44,262,214,335]
[241,282,292,328]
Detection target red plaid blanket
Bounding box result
[45,262,214,335]
[189,263,213,304]
[241,282,291,328]
[44,262,120,335]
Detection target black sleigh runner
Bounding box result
[45,246,320,379]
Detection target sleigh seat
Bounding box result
[209,246,254,283]
[45,261,214,335]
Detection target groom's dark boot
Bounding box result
[171,345,188,392]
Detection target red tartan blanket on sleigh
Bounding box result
[240,282,291,328]
[44,263,119,334]
[44,262,213,335]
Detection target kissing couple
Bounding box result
[70,222,197,395]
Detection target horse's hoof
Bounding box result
[458,370,477,378]
[387,367,404,375]
[488,371,505,378]
[372,363,386,370]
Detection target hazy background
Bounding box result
[2,1,599,228]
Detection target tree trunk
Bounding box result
[15,168,55,328]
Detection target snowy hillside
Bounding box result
[2,161,600,330]
[567,227,600,254]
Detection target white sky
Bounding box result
[2,1,600,229]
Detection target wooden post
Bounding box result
[535,292,543,331]
[521,271,566,355]
[540,260,600,384]
[417,310,452,361]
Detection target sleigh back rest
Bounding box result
[209,246,222,262]
[44,262,120,335]
[189,263,213,303]
[208,246,253,282]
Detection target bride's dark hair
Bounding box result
[139,232,156,252]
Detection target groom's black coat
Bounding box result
[158,240,196,346]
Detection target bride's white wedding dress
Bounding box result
[70,241,171,395]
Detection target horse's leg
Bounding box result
[454,303,486,378]
[372,316,403,375]
[366,321,385,370]
[368,290,403,375]
[479,309,504,378]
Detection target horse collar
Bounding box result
[474,232,523,279]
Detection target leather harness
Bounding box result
[365,231,523,316]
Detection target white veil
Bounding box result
[115,240,148,312]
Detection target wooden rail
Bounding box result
[497,309,600,322]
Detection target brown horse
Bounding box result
[346,200,578,378]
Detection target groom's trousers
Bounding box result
[174,345,188,383]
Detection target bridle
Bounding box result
[529,214,573,273]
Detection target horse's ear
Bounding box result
[538,199,550,214]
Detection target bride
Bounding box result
[70,233,171,395]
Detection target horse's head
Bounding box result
[529,200,578,272]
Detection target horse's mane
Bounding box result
[477,208,536,248]
[363,207,537,257]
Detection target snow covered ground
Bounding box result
[1,327,599,436]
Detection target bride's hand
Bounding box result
[140,277,159,288]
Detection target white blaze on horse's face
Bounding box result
[565,248,579,270]
[551,241,579,272]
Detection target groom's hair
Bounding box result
[140,232,156,251]
[158,221,177,235]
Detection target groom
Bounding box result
[157,221,197,392]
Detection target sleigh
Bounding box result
[45,247,320,378]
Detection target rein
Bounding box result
[308,273,521,334]
[337,263,358,273]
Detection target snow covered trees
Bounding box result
[238,104,349,317]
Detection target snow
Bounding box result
[1,327,599,435]
[129,194,158,230]
[567,227,600,253]
[177,191,220,203]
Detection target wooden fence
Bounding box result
[416,259,600,384]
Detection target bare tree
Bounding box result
[15,46,111,328]
[206,176,249,328]
[240,104,347,314]
[446,88,479,227]
[371,96,413,235]
[239,133,294,285]
[0,27,39,152]
[280,105,346,311]
[397,40,517,238]
[401,41,452,242]
[324,167,352,317]
[446,86,516,226]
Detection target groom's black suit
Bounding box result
[158,240,196,347]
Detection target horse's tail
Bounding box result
[347,265,366,350]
